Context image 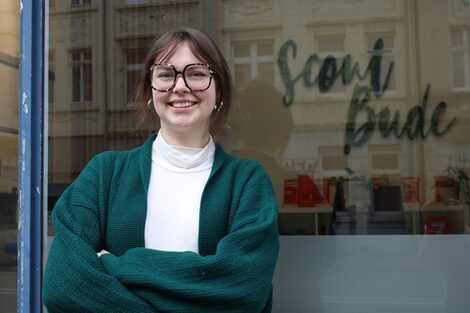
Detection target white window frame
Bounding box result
[232,40,274,83]
[365,33,397,95]
[315,35,346,98]
[123,0,149,5]
[71,0,91,7]
[70,48,92,104]
[124,48,146,106]
[451,28,470,91]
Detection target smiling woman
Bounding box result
[135,28,232,142]
[149,41,219,147]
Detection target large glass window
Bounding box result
[44,1,470,312]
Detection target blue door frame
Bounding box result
[18,0,45,312]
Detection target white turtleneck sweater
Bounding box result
[145,132,215,253]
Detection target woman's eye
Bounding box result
[188,71,208,78]
[157,72,174,79]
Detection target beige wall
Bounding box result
[0,0,20,56]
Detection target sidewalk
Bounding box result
[0,270,17,313]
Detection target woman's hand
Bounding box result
[97,250,110,257]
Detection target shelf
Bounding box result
[279,206,333,235]
[279,206,332,214]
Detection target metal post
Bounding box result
[18,0,44,312]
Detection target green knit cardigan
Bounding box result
[43,134,279,313]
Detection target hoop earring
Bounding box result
[216,101,224,112]
[147,98,153,108]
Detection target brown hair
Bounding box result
[135,27,232,138]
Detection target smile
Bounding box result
[169,101,196,108]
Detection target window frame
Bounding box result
[232,39,274,85]
[18,0,45,312]
[315,35,347,98]
[124,47,147,106]
[365,32,397,96]
[71,0,91,7]
[451,28,470,91]
[70,48,92,104]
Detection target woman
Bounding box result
[43,28,279,312]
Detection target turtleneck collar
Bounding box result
[152,131,215,170]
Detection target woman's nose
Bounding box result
[173,74,189,92]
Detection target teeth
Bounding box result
[172,102,194,108]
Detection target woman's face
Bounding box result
[151,41,217,144]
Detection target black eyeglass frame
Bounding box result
[148,62,216,92]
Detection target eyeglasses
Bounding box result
[149,63,216,92]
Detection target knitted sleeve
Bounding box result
[100,163,280,313]
[42,155,154,313]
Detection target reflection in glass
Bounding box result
[45,1,470,239]
[125,48,147,103]
[71,48,92,103]
[451,28,470,89]
[452,52,465,88]
[0,1,19,312]
[43,1,470,312]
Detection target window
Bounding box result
[124,48,147,104]
[49,51,55,104]
[319,145,348,171]
[70,48,92,103]
[367,34,396,93]
[451,28,470,90]
[369,144,400,174]
[316,36,345,95]
[232,40,274,86]
[40,2,470,312]
[71,0,91,6]
[123,0,149,5]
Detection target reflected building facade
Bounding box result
[47,0,470,236]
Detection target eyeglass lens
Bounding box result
[151,64,212,91]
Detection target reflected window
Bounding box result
[71,0,91,6]
[316,36,345,95]
[123,0,149,5]
[233,40,274,86]
[71,48,92,103]
[369,144,400,174]
[49,51,55,104]
[125,48,147,104]
[367,34,396,93]
[319,146,348,172]
[451,28,470,90]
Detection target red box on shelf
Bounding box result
[425,216,450,234]
[296,175,330,207]
[283,179,297,205]
[400,177,420,203]
[297,175,315,207]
